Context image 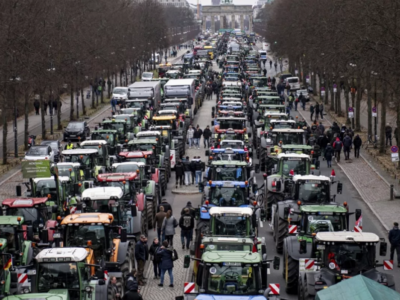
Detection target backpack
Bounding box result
[334,140,342,150]
[172,249,179,261]
[182,215,192,229]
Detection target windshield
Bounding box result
[305,215,346,234]
[0,226,19,250]
[298,181,330,202]
[113,88,127,94]
[205,264,259,295]
[154,120,175,126]
[214,166,245,181]
[129,143,154,151]
[220,142,244,149]
[214,216,248,236]
[219,120,244,130]
[41,142,58,151]
[38,262,80,292]
[65,155,93,168]
[137,135,158,141]
[127,102,146,108]
[209,187,246,207]
[103,123,124,133]
[66,224,106,251]
[251,79,267,87]
[272,132,303,144]
[67,123,84,130]
[282,159,307,176]
[288,78,299,83]
[272,122,295,129]
[92,133,115,144]
[142,73,153,78]
[323,243,375,274]
[212,153,245,162]
[27,147,47,156]
[7,208,45,227]
[114,164,140,173]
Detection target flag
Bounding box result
[4,257,12,270]
[252,236,258,253]
[355,215,363,230]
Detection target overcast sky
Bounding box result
[187,0,257,5]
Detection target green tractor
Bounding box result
[90,129,122,156]
[79,140,113,170]
[112,114,142,134]
[99,118,134,142]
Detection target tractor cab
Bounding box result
[96,173,140,202]
[208,207,255,237]
[112,114,140,134]
[54,162,83,194]
[79,140,112,168]
[100,119,131,142]
[62,149,104,181]
[267,128,306,146]
[90,130,120,155]
[29,176,72,206]
[205,148,250,165]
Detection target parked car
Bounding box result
[40,140,61,162]
[24,145,55,162]
[63,121,90,141]
[296,89,310,102]
[279,73,293,85]
[141,72,154,82]
[286,76,301,91]
[112,87,129,105]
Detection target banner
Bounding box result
[22,160,51,179]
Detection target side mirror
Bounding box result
[283,207,289,219]
[379,240,387,256]
[120,228,127,243]
[184,255,191,268]
[51,205,58,214]
[151,167,156,174]
[276,180,282,190]
[131,205,137,217]
[96,269,105,280]
[299,239,307,254]
[273,256,280,270]
[337,182,343,194]
[205,150,209,156]
[255,164,260,173]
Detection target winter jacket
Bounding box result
[315,103,320,113]
[310,105,314,113]
[343,136,352,148]
[180,205,196,218]
[149,241,161,262]
[183,161,191,172]
[135,240,146,261]
[325,145,334,160]
[194,128,203,139]
[159,201,172,214]
[318,124,325,135]
[385,126,392,135]
[157,246,174,270]
[179,213,195,230]
[389,226,400,246]
[195,161,202,171]
[190,161,196,172]
[162,216,178,235]
[187,128,195,139]
[175,162,184,177]
[154,211,166,229]
[353,136,362,148]
[333,138,343,151]
[318,135,329,149]
[33,100,40,108]
[122,291,143,300]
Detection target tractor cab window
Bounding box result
[91,133,115,144]
[305,215,345,234]
[35,180,57,198]
[114,164,140,173]
[322,243,375,275]
[137,135,158,141]
[220,141,244,149]
[154,120,174,126]
[272,132,303,145]
[219,120,244,130]
[57,166,73,178]
[131,144,154,152]
[0,226,22,251]
[281,159,307,177]
[214,166,245,181]
[82,145,104,156]
[7,208,46,227]
[297,181,329,203]
[103,122,124,133]
[38,262,80,292]
[214,215,248,236]
[66,225,106,256]
[210,187,245,207]
[205,264,259,295]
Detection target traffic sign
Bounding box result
[384,260,393,270]
[391,146,398,153]
[269,283,280,295]
[288,225,298,234]
[391,153,399,162]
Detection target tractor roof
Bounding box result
[112,162,146,168]
[137,131,161,137]
[118,151,153,158]
[277,153,310,159]
[293,175,331,182]
[82,187,123,200]
[316,232,380,243]
[2,197,48,207]
[202,236,254,244]
[202,250,261,263]
[55,162,81,168]
[32,176,70,183]
[80,140,108,146]
[0,216,25,225]
[209,206,253,217]
[36,247,88,263]
[61,213,114,225]
[281,145,312,149]
[152,115,176,121]
[216,117,247,121]
[300,205,348,214]
[128,139,157,144]
[211,161,248,166]
[264,112,288,117]
[271,129,304,133]
[97,173,138,182]
[62,149,98,155]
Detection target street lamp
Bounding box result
[10,76,21,158]
[371,71,378,146]
[47,65,56,135]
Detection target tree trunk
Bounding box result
[70,85,74,121]
[57,88,62,130]
[344,84,351,126]
[379,81,387,154]
[329,80,334,111]
[351,79,355,129]
[337,85,342,117]
[24,90,29,150]
[397,94,400,168]
[312,72,317,96]
[2,104,7,165]
[81,88,86,115]
[40,93,46,140]
[355,81,362,132]
[367,78,372,138]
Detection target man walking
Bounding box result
[179,208,194,250]
[320,103,324,119]
[195,158,202,185]
[333,137,343,162]
[111,97,117,113]
[194,125,202,149]
[203,125,211,148]
[175,160,184,188]
[183,156,192,185]
[343,134,352,160]
[353,135,362,158]
[34,99,40,115]
[310,104,315,121]
[386,123,393,146]
[389,222,400,267]
[154,206,166,242]
[187,126,194,148]
[315,103,320,121]
[135,235,147,286]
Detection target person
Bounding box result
[43,100,48,115]
[175,160,184,188]
[190,158,196,185]
[194,125,202,149]
[317,122,325,135]
[134,235,147,286]
[298,93,306,110]
[318,134,329,158]
[263,68,267,77]
[294,96,299,111]
[195,158,202,185]
[157,240,174,288]
[320,103,324,119]
[179,208,195,250]
[161,210,178,246]
[386,123,393,146]
[353,134,362,158]
[149,237,161,279]
[122,272,142,300]
[333,137,343,162]
[203,125,211,148]
[269,60,272,69]
[180,201,196,218]
[310,104,315,121]
[110,276,121,300]
[389,222,400,267]
[324,143,334,168]
[343,134,352,160]
[187,126,194,148]
[111,98,118,113]
[34,99,40,115]
[154,206,166,242]
[183,157,192,186]
[158,199,172,214]
[315,103,320,120]
[64,140,74,150]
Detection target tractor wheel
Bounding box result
[147,198,154,230]
[196,219,210,238]
[120,244,135,278]
[274,213,288,254]
[160,172,166,196]
[108,276,125,300]
[141,210,148,236]
[285,252,299,294]
[153,191,159,220]
[298,277,305,300]
[266,192,283,220]
[260,148,266,171]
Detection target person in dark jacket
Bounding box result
[157,240,174,287]
[315,103,320,120]
[386,123,393,146]
[324,143,334,167]
[179,208,195,249]
[333,137,343,162]
[195,157,202,185]
[389,222,400,267]
[34,99,40,115]
[203,125,212,148]
[123,272,142,300]
[353,135,362,158]
[318,134,329,158]
[149,237,161,279]
[175,160,184,188]
[135,235,147,286]
[158,199,172,214]
[343,134,352,160]
[190,158,197,185]
[193,125,202,149]
[154,206,166,242]
[180,201,196,218]
[183,156,192,185]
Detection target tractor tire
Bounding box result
[302,277,314,300]
[285,252,299,294]
[298,277,305,300]
[274,213,288,254]
[141,210,149,236]
[153,191,159,220]
[266,192,283,220]
[108,276,125,300]
[196,219,210,238]
[120,244,135,278]
[147,199,154,230]
[160,172,166,196]
[260,148,266,172]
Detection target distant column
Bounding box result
[240,15,244,31]
[221,15,226,28]
[231,14,235,29]
[248,15,253,32]
[211,15,215,33]
[202,15,207,31]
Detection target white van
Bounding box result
[286,77,300,91]
[258,50,267,60]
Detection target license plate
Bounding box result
[53,233,61,238]
[69,135,76,137]
[27,269,36,275]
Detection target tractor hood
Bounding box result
[194,295,267,300]
[4,289,69,299]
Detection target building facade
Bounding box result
[157,0,189,7]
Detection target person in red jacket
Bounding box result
[333,137,343,162]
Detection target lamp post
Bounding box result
[371,71,378,146]
[47,65,56,135]
[10,76,20,158]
